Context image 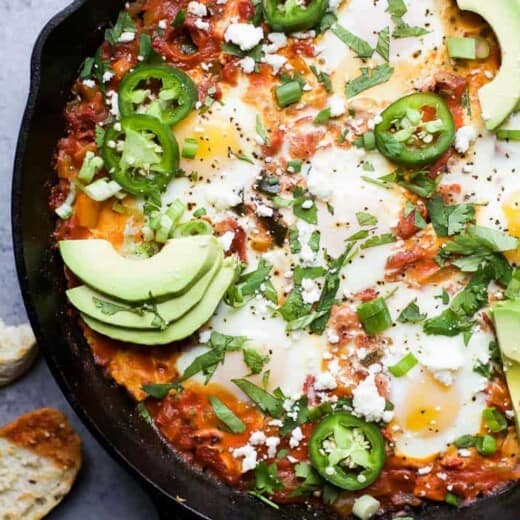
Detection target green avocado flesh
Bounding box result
[66,249,223,329]
[81,258,236,345]
[492,300,520,432]
[456,0,520,130]
[59,235,219,302]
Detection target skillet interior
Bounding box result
[11,0,519,517]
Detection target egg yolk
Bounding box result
[397,372,460,436]
[502,191,520,264]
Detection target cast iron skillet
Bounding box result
[11,0,519,518]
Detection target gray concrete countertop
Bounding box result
[0,1,156,518]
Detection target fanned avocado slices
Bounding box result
[59,235,220,302]
[81,258,236,345]
[66,249,223,329]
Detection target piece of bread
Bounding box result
[0,408,82,519]
[0,319,37,387]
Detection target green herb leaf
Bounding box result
[232,378,283,417]
[309,65,333,93]
[345,64,394,97]
[331,24,374,58]
[394,168,438,198]
[136,402,153,425]
[386,0,407,17]
[209,395,246,433]
[360,233,396,249]
[356,211,378,226]
[398,299,427,323]
[427,195,476,237]
[172,8,186,28]
[286,310,327,331]
[105,11,137,46]
[314,108,331,124]
[293,193,318,224]
[256,115,271,146]
[392,20,430,39]
[376,26,390,61]
[243,348,270,375]
[142,381,182,399]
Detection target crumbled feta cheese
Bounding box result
[102,71,114,83]
[301,199,314,210]
[194,19,210,31]
[239,56,256,74]
[256,203,274,217]
[265,436,280,458]
[264,32,287,53]
[306,160,334,201]
[292,30,316,39]
[249,431,267,445]
[417,465,432,475]
[437,472,448,480]
[262,53,287,75]
[328,94,345,117]
[289,426,304,448]
[106,91,119,118]
[118,31,136,43]
[218,231,235,251]
[205,188,242,210]
[187,1,207,17]
[225,23,264,51]
[232,445,258,472]
[314,372,337,391]
[269,419,283,427]
[326,328,340,344]
[301,278,321,304]
[82,79,96,88]
[431,369,455,387]
[458,448,472,457]
[199,329,211,343]
[158,19,167,29]
[352,373,389,422]
[454,126,477,154]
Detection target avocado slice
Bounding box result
[456,0,520,130]
[492,301,520,433]
[66,249,223,329]
[59,235,220,302]
[81,258,236,345]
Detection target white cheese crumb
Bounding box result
[249,431,267,445]
[458,448,472,457]
[417,465,432,475]
[289,426,304,448]
[326,328,340,344]
[301,278,321,304]
[194,19,210,31]
[118,31,136,43]
[218,231,235,251]
[82,79,96,88]
[352,373,390,423]
[269,419,283,427]
[102,71,115,83]
[187,1,208,17]
[328,94,345,117]
[239,56,256,73]
[106,91,119,118]
[265,436,280,458]
[314,372,337,391]
[264,32,287,53]
[199,329,212,343]
[292,30,316,39]
[256,203,274,217]
[454,126,477,154]
[232,445,258,472]
[225,23,264,51]
[262,53,287,75]
[158,19,167,29]
[301,199,314,209]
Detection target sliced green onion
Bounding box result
[209,395,246,433]
[78,151,104,184]
[193,207,207,217]
[482,407,507,433]
[174,219,213,237]
[445,492,459,506]
[352,494,380,520]
[276,80,303,108]
[287,159,303,173]
[182,137,199,159]
[447,37,477,59]
[172,8,186,28]
[55,183,77,219]
[476,434,496,456]
[165,199,185,233]
[356,131,376,150]
[447,37,490,60]
[155,214,174,243]
[314,108,331,124]
[273,195,292,208]
[357,297,392,335]
[148,211,161,231]
[496,129,520,141]
[388,352,418,377]
[83,178,122,201]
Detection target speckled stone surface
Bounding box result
[0,1,156,518]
